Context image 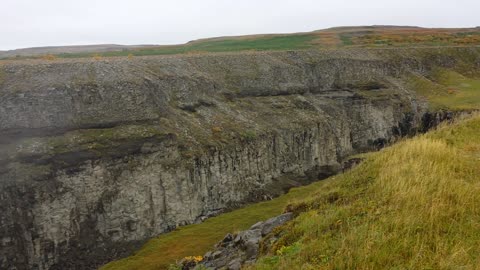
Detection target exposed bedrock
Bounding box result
[0,47,479,269]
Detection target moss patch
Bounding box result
[12,124,172,161]
[0,66,5,87]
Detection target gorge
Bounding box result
[1,46,479,269]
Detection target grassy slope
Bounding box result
[36,34,318,59]
[410,69,480,111]
[250,115,480,270]
[47,28,480,59]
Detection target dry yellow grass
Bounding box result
[92,54,103,60]
[40,54,57,61]
[251,115,480,269]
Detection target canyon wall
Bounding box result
[1,47,479,269]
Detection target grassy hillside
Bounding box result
[64,34,317,58]
[102,114,480,270]
[249,114,480,269]
[3,26,480,60]
[410,69,480,111]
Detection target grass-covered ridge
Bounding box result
[13,34,319,60]
[3,26,480,60]
[250,115,480,269]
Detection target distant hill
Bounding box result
[2,26,480,60]
[0,44,157,58]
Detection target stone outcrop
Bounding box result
[181,213,294,270]
[1,47,479,269]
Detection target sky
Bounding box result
[1,0,479,50]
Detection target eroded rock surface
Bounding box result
[183,213,293,270]
[1,47,479,269]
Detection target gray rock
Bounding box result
[228,258,242,270]
[250,221,264,230]
[240,229,261,241]
[261,213,294,236]
[244,240,260,259]
[204,251,213,259]
[212,250,223,259]
[196,212,298,269]
[222,233,234,243]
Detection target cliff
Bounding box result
[1,47,479,269]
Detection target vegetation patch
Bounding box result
[409,69,480,111]
[249,115,480,269]
[241,130,257,141]
[48,34,318,59]
[339,34,353,46]
[11,124,171,161]
[0,66,5,86]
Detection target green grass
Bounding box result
[0,66,5,86]
[409,69,480,111]
[55,34,317,59]
[249,115,480,270]
[339,34,353,46]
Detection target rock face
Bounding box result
[1,47,479,269]
[189,213,294,270]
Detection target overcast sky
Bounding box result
[1,0,479,50]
